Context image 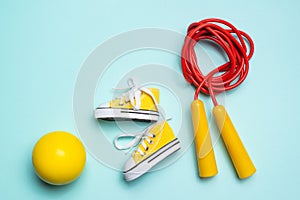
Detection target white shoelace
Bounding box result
[114,117,168,156]
[113,78,168,156]
[113,78,159,111]
[113,122,161,156]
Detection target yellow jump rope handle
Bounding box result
[191,100,218,178]
[213,105,256,179]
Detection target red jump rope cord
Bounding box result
[181,18,254,106]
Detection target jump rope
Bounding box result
[181,18,256,179]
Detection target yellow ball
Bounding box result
[32,131,86,185]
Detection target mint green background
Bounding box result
[1,0,299,199]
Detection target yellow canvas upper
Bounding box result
[110,88,159,111]
[132,121,176,164]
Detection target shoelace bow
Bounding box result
[114,115,167,156]
[114,122,162,156]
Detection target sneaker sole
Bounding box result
[94,108,159,122]
[123,138,181,181]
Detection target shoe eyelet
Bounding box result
[152,134,156,138]
[149,140,153,144]
[145,147,149,151]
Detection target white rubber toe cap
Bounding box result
[124,157,136,173]
[124,157,140,181]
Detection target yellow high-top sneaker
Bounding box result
[95,79,160,121]
[114,120,181,181]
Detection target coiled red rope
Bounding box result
[181,18,254,106]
